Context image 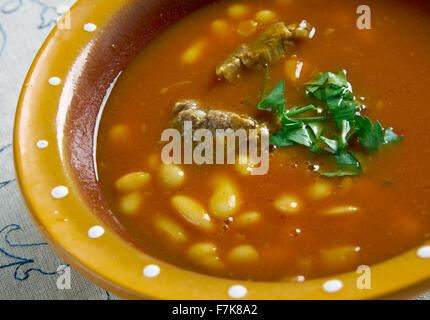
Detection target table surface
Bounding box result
[0,0,428,300]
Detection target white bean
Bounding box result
[209,178,240,219]
[235,156,255,175]
[211,19,230,37]
[237,20,258,37]
[235,212,261,227]
[181,41,206,64]
[159,164,185,189]
[255,10,277,23]
[228,245,260,264]
[274,195,300,214]
[320,246,357,269]
[109,124,128,143]
[227,4,249,19]
[115,172,151,193]
[323,206,358,215]
[119,192,142,215]
[154,216,187,243]
[308,181,332,199]
[171,196,213,231]
[188,242,224,270]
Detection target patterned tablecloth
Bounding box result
[0,0,428,300]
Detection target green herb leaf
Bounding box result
[321,151,361,177]
[339,119,351,150]
[270,125,313,147]
[333,101,358,127]
[307,122,324,139]
[257,71,403,178]
[336,151,361,172]
[321,171,359,177]
[269,129,296,147]
[258,79,286,113]
[284,125,313,147]
[355,116,384,151]
[286,104,318,117]
[384,127,402,144]
[319,136,339,153]
[305,70,354,111]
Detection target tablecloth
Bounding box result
[0,0,428,300]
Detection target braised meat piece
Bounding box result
[216,20,314,81]
[173,100,269,135]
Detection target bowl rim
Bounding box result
[13,0,430,300]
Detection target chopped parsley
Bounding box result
[258,70,403,177]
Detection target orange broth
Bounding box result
[96,0,430,281]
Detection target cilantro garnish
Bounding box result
[258,70,403,177]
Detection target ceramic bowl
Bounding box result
[13,0,430,299]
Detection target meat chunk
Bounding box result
[173,100,269,135]
[216,20,314,81]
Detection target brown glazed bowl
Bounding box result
[13,0,430,299]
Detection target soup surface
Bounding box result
[96,0,430,281]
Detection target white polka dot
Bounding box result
[51,186,69,199]
[417,246,430,259]
[143,264,160,278]
[228,285,247,299]
[88,226,104,239]
[48,77,61,86]
[54,210,59,215]
[84,23,97,32]
[323,279,343,293]
[36,140,49,149]
[297,275,305,282]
